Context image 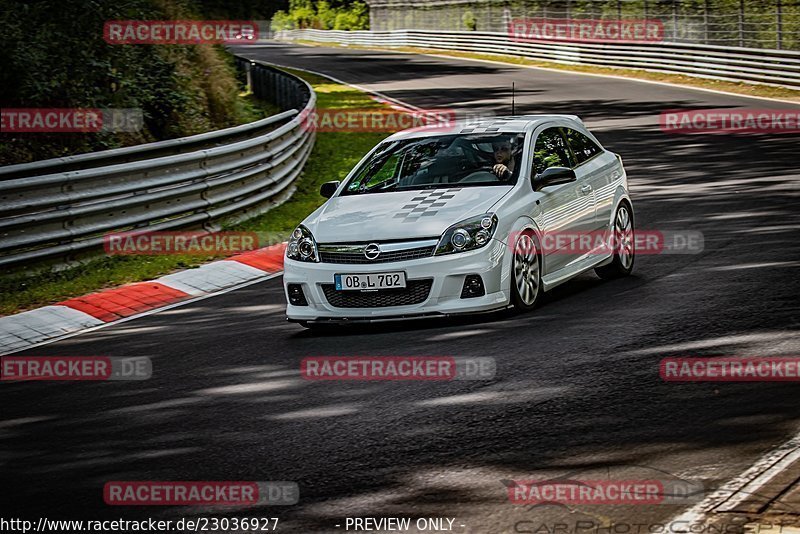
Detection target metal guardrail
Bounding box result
[0,61,316,268]
[279,28,800,88]
[365,0,800,51]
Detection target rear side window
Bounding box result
[532,128,573,175]
[564,128,602,164]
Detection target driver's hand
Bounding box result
[493,164,511,180]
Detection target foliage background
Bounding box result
[271,0,369,32]
[0,0,292,165]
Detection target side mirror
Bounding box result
[320,181,340,199]
[533,167,576,191]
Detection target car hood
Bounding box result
[306,187,512,243]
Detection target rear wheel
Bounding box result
[511,231,543,311]
[595,202,635,280]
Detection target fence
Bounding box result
[365,0,800,51]
[279,28,800,88]
[0,61,316,269]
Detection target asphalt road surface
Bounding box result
[2,43,799,533]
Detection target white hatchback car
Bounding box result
[283,115,634,327]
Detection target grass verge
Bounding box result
[0,69,390,316]
[296,39,800,102]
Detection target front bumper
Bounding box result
[283,239,510,322]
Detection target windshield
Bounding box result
[342,133,525,195]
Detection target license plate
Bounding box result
[335,272,406,291]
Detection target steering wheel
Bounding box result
[458,166,501,183]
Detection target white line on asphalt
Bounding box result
[287,41,800,106]
[0,272,283,356]
[716,439,800,512]
[417,51,800,106]
[245,58,426,112]
[667,431,800,525]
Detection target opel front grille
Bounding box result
[318,240,438,264]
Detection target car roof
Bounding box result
[384,114,584,141]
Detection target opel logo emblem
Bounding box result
[364,243,381,260]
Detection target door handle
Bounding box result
[580,184,593,194]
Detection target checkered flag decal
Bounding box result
[394,188,461,221]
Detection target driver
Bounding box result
[492,141,516,180]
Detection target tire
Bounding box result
[595,202,635,280]
[510,231,543,311]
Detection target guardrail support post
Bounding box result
[246,61,253,94]
[777,0,783,50]
[672,0,678,42]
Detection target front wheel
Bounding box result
[511,231,543,311]
[595,202,635,280]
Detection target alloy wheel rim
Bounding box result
[514,234,540,305]
[616,206,634,270]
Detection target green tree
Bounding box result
[333,1,369,30]
[271,10,296,31]
[462,10,477,31]
[316,0,338,29]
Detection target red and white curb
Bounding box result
[0,244,286,356]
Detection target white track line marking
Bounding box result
[717,442,800,512]
[283,40,800,106]
[668,431,800,525]
[243,58,425,112]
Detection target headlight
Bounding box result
[286,225,319,262]
[435,213,498,255]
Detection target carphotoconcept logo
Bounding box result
[103,231,261,256]
[660,109,800,134]
[508,18,664,43]
[103,20,258,45]
[660,357,800,382]
[301,356,496,381]
[103,481,298,505]
[1,356,151,381]
[1,109,143,133]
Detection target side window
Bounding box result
[532,128,573,176]
[564,128,602,165]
